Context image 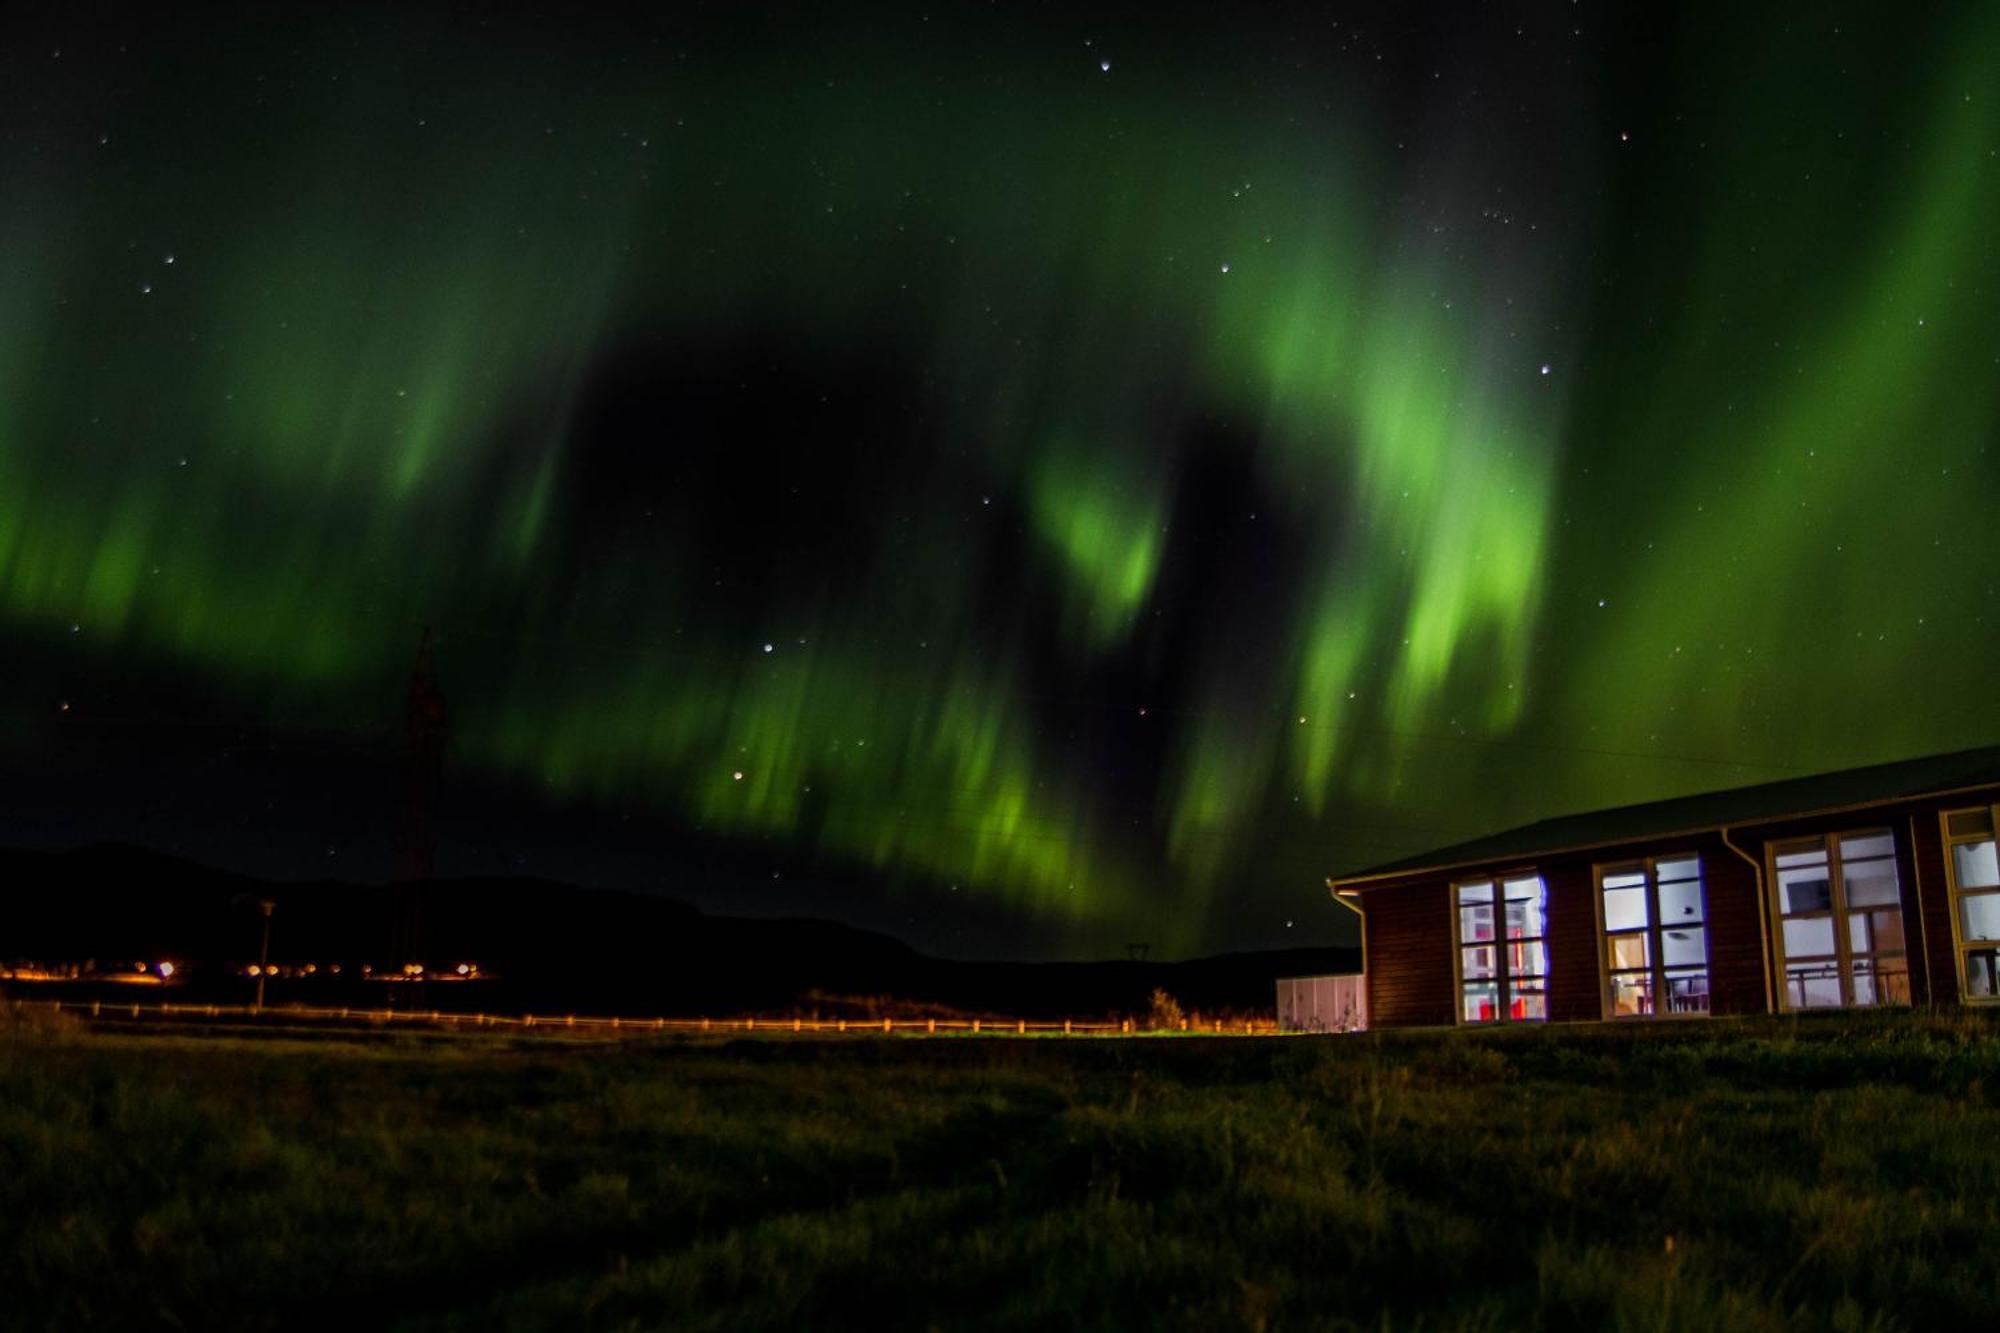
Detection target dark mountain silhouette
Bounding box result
[1,844,1355,1019]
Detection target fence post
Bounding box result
[1064,1019,1071,1035]
[972,1019,980,1034]
[927,1018,936,1034]
[91,1001,100,1017]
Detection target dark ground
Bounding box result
[5,1006,1998,1330]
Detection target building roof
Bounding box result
[1332,743,2000,889]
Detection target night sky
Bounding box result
[4,3,1998,960]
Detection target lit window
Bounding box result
[1941,807,2000,1001]
[1770,831,1910,1009]
[1453,875,1548,1024]
[1597,856,1710,1018]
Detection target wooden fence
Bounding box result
[15,998,1286,1038]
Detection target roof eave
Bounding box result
[1325,773,2000,893]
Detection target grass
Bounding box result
[3,1009,1999,1331]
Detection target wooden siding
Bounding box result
[1909,807,1959,1006]
[1360,878,1454,1028]
[1542,859,1599,1022]
[1699,839,1769,1016]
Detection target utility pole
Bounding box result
[394,628,448,997]
[254,899,274,1010]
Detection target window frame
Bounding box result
[1764,828,1911,1011]
[1591,853,1712,1020]
[1939,805,2000,1005]
[1449,871,1549,1025]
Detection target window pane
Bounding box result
[1960,894,2000,944]
[1504,879,1546,939]
[1839,832,1895,862]
[1655,857,1701,884]
[1850,959,1911,1008]
[1608,972,1654,1017]
[1775,846,1830,870]
[1785,961,1842,1008]
[1508,940,1548,979]
[1509,988,1547,1022]
[1658,877,1705,925]
[1953,840,2000,891]
[1663,969,1710,1014]
[1662,927,1707,967]
[1850,908,1905,955]
[1603,886,1649,932]
[1779,867,1832,915]
[1460,945,1496,980]
[1946,809,1995,839]
[1459,903,1495,944]
[1843,857,1902,908]
[1608,933,1649,971]
[1457,881,1493,907]
[1601,870,1649,892]
[1783,917,1836,958]
[1461,983,1499,1023]
[1967,948,2000,999]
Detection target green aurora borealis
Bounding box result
[4,3,1999,955]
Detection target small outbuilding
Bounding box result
[1276,973,1368,1033]
[1326,745,2000,1028]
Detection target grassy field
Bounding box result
[4,1008,1999,1331]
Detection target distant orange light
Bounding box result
[456,964,470,975]
[247,965,261,977]
[157,962,175,978]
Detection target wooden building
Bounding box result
[1326,746,2000,1028]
